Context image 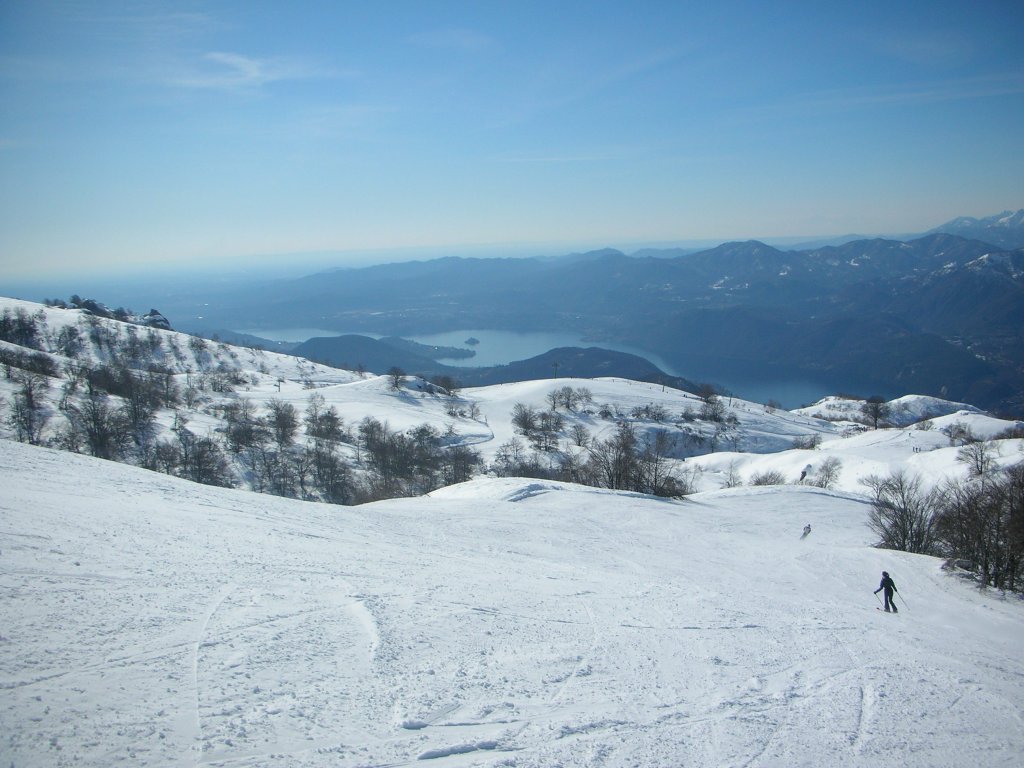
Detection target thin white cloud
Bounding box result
[168,52,346,91]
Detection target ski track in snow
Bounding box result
[2,443,1024,767]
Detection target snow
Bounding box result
[793,394,984,428]
[0,297,360,386]
[4,297,1018,488]
[3,441,1023,767]
[3,295,1024,766]
[688,424,1024,495]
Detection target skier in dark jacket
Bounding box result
[874,571,898,612]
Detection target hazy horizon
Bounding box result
[0,225,925,306]
[2,1,1022,281]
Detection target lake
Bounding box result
[238,326,831,408]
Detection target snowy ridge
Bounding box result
[0,297,359,383]
[2,296,1018,496]
[793,394,983,427]
[2,440,1024,767]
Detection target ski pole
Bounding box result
[874,591,883,608]
[897,592,908,611]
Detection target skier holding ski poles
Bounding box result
[874,571,898,612]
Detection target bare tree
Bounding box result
[585,422,639,491]
[492,438,524,477]
[942,420,977,446]
[387,367,406,390]
[722,460,743,489]
[863,470,940,555]
[305,393,345,442]
[11,373,50,445]
[700,394,726,423]
[440,444,483,486]
[266,399,299,448]
[532,410,564,452]
[511,402,539,436]
[69,394,130,460]
[957,440,1000,485]
[638,428,684,497]
[569,424,591,448]
[861,396,891,429]
[936,465,1024,590]
[223,398,269,453]
[307,441,354,504]
[812,456,843,490]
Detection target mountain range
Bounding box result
[927,209,1024,250]
[22,209,1021,415]
[171,213,1024,415]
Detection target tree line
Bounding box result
[865,429,1024,591]
[2,306,483,505]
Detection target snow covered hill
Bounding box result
[3,296,1019,501]
[793,394,984,428]
[2,440,1023,767]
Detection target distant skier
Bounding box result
[874,571,898,612]
[801,524,811,539]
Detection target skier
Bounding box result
[801,524,811,539]
[874,571,898,612]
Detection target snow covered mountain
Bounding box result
[928,209,1024,250]
[3,294,1024,765]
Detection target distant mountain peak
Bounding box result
[928,208,1024,250]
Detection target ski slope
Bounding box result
[2,441,1022,767]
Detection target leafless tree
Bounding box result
[387,367,405,390]
[863,470,941,555]
[812,456,843,490]
[11,373,50,445]
[957,440,1000,486]
[266,399,299,448]
[860,396,891,429]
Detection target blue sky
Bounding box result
[1,0,1023,279]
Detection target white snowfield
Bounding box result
[2,441,1022,767]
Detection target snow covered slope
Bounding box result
[794,394,984,427]
[2,441,1022,767]
[688,423,1024,494]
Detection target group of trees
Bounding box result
[866,439,1024,590]
[357,416,482,500]
[498,408,696,497]
[2,304,489,506]
[498,388,768,497]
